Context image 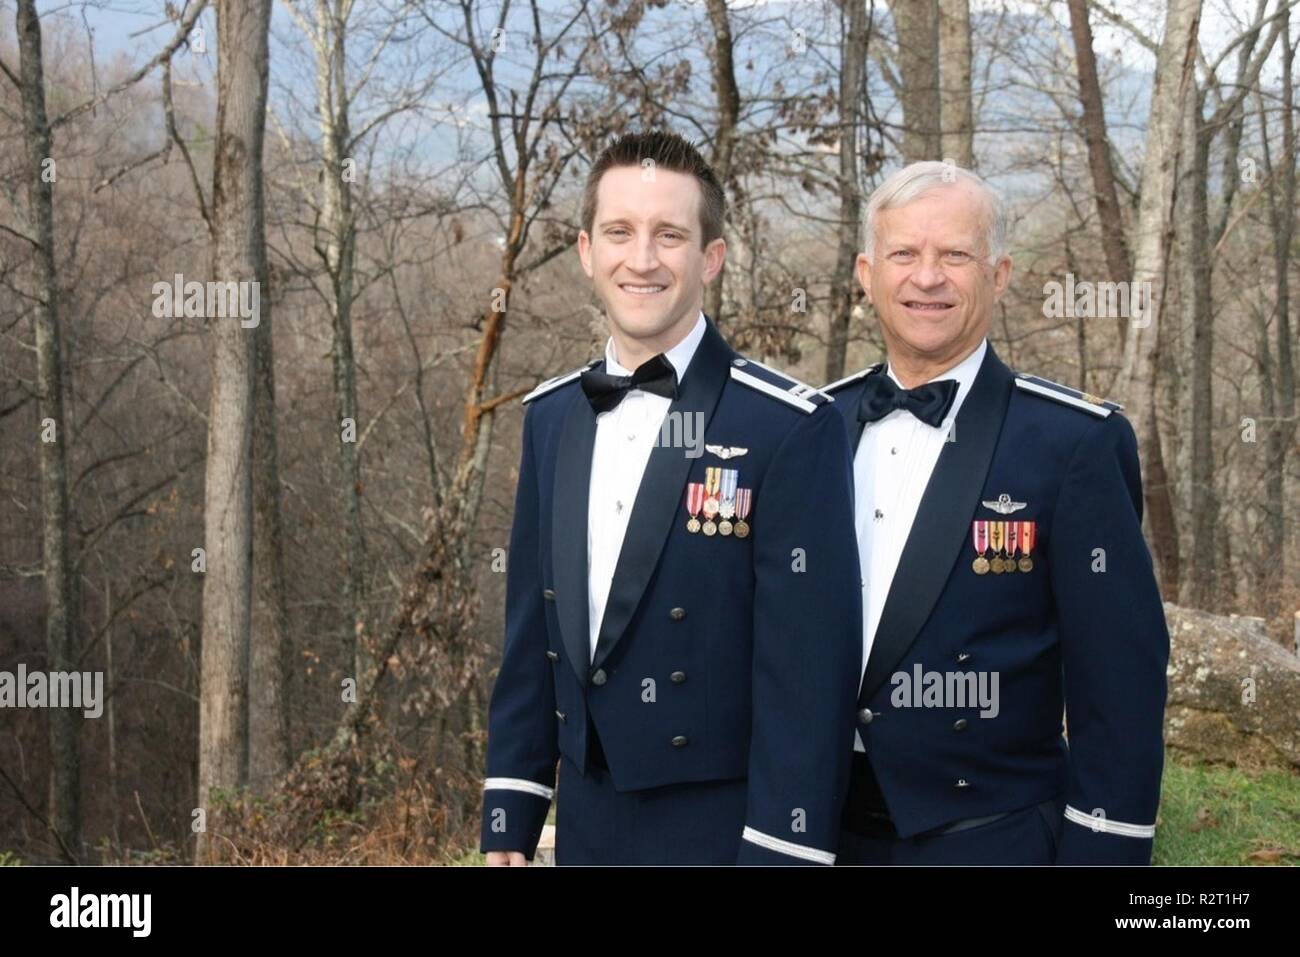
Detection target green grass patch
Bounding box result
[1154,754,1300,865]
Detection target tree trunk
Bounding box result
[704,0,740,325]
[889,0,942,163]
[826,0,869,383]
[198,0,271,862]
[1182,101,1217,608]
[1259,14,1296,619]
[315,1,366,683]
[17,0,80,864]
[250,294,291,793]
[1111,0,1201,593]
[1066,0,1133,342]
[938,0,973,168]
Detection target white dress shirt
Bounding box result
[587,311,707,661]
[853,339,987,751]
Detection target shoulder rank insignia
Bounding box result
[729,357,833,414]
[821,362,884,395]
[1013,373,1123,418]
[521,359,601,404]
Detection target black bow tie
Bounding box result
[581,353,679,414]
[857,371,959,428]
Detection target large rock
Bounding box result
[1164,603,1300,769]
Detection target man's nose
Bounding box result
[910,256,947,289]
[629,234,659,272]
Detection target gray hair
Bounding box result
[862,161,1007,263]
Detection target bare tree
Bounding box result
[197,0,273,862]
[7,0,207,865]
[15,0,78,863]
[1256,9,1297,618]
[827,0,871,382]
[889,0,942,162]
[280,0,365,684]
[939,0,974,167]
[1111,0,1202,595]
[249,275,291,793]
[704,0,740,325]
[1175,0,1282,607]
[1066,0,1133,311]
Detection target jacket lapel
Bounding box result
[832,363,882,451]
[552,387,598,685]
[859,345,1014,702]
[590,318,733,672]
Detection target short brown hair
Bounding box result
[581,131,726,248]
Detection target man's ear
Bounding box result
[577,230,594,279]
[992,255,1012,301]
[855,252,874,303]
[702,236,726,285]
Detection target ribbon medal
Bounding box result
[988,521,1006,574]
[971,520,990,575]
[1018,520,1036,572]
[684,482,705,534]
[717,468,739,536]
[1004,521,1020,574]
[702,467,721,536]
[734,488,753,538]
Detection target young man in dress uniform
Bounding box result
[480,131,862,865]
[821,161,1169,865]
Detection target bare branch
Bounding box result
[162,57,213,236]
[51,0,210,130]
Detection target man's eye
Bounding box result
[660,232,682,242]
[890,250,915,261]
[946,252,971,263]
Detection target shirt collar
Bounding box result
[885,338,987,424]
[604,310,707,384]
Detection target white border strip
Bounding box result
[522,368,585,404]
[730,368,818,413]
[822,368,872,393]
[741,826,835,865]
[1064,804,1155,838]
[1014,378,1112,417]
[483,777,555,801]
[743,357,835,401]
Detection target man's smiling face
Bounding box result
[857,180,1011,378]
[578,165,724,359]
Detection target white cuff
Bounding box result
[1064,804,1155,838]
[483,777,555,801]
[741,826,836,865]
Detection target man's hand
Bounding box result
[485,851,528,866]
